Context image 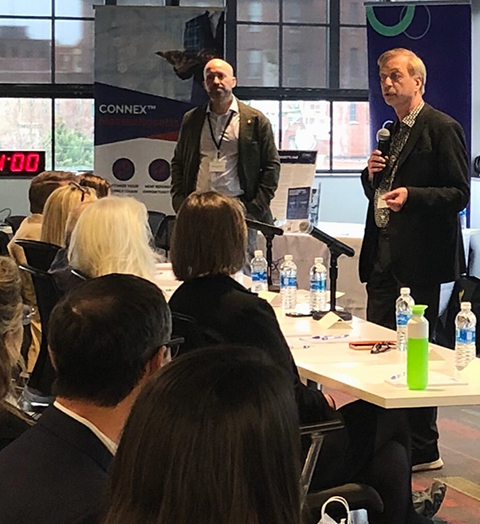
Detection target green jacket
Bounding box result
[170,100,280,222]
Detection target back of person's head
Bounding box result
[41,182,97,247]
[48,273,172,407]
[68,196,158,282]
[0,257,23,404]
[28,171,76,215]
[171,191,246,281]
[78,173,111,199]
[103,346,301,524]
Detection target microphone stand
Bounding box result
[305,228,355,322]
[245,218,284,291]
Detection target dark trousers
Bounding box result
[366,232,440,464]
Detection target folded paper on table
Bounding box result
[385,371,468,387]
[316,311,353,334]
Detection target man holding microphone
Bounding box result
[359,48,469,471]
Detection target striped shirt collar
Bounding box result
[401,100,425,128]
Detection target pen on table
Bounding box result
[302,333,350,341]
[390,372,406,380]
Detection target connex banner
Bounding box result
[94,6,224,212]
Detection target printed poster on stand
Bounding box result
[94,6,224,212]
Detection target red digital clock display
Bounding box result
[0,151,46,177]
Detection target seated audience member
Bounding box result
[49,201,93,294]
[0,257,32,450]
[169,192,440,524]
[7,170,75,369]
[79,173,111,198]
[41,182,97,247]
[101,346,302,524]
[0,274,172,524]
[68,196,163,287]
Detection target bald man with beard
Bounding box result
[171,59,280,225]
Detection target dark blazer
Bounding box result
[0,408,31,452]
[170,100,280,223]
[0,406,113,524]
[169,274,335,425]
[359,104,470,286]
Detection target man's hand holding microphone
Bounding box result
[368,127,408,212]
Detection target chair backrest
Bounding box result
[171,311,206,357]
[147,210,167,242]
[0,231,9,256]
[19,265,62,396]
[156,215,176,254]
[6,215,26,234]
[15,239,61,271]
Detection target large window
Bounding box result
[0,0,100,171]
[0,0,374,174]
[233,0,370,173]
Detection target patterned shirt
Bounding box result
[374,101,425,228]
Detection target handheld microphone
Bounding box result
[374,127,391,189]
[376,127,390,156]
[245,218,284,237]
[299,221,354,258]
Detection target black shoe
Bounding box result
[412,446,443,473]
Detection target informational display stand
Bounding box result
[271,151,317,231]
[94,6,224,213]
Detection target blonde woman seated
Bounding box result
[0,257,32,450]
[68,196,162,287]
[41,182,97,247]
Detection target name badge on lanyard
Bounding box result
[209,157,227,173]
[207,111,234,175]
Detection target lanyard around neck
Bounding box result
[207,110,234,156]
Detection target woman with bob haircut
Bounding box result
[0,257,32,450]
[68,196,161,285]
[101,346,302,524]
[169,192,439,524]
[41,183,97,247]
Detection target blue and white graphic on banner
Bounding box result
[366,4,471,159]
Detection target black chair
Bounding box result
[156,215,176,256]
[18,264,62,406]
[147,210,167,248]
[0,231,9,256]
[15,239,61,272]
[171,312,206,356]
[6,215,26,234]
[301,420,383,519]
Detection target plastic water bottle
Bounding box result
[407,305,429,390]
[396,287,415,352]
[455,302,476,372]
[310,257,327,312]
[280,254,297,313]
[251,250,268,293]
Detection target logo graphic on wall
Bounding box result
[366,6,432,40]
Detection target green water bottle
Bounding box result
[407,305,429,390]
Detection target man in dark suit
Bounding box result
[170,58,280,224]
[360,48,470,471]
[0,274,172,524]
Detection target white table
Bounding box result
[158,262,480,409]
[277,310,480,409]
